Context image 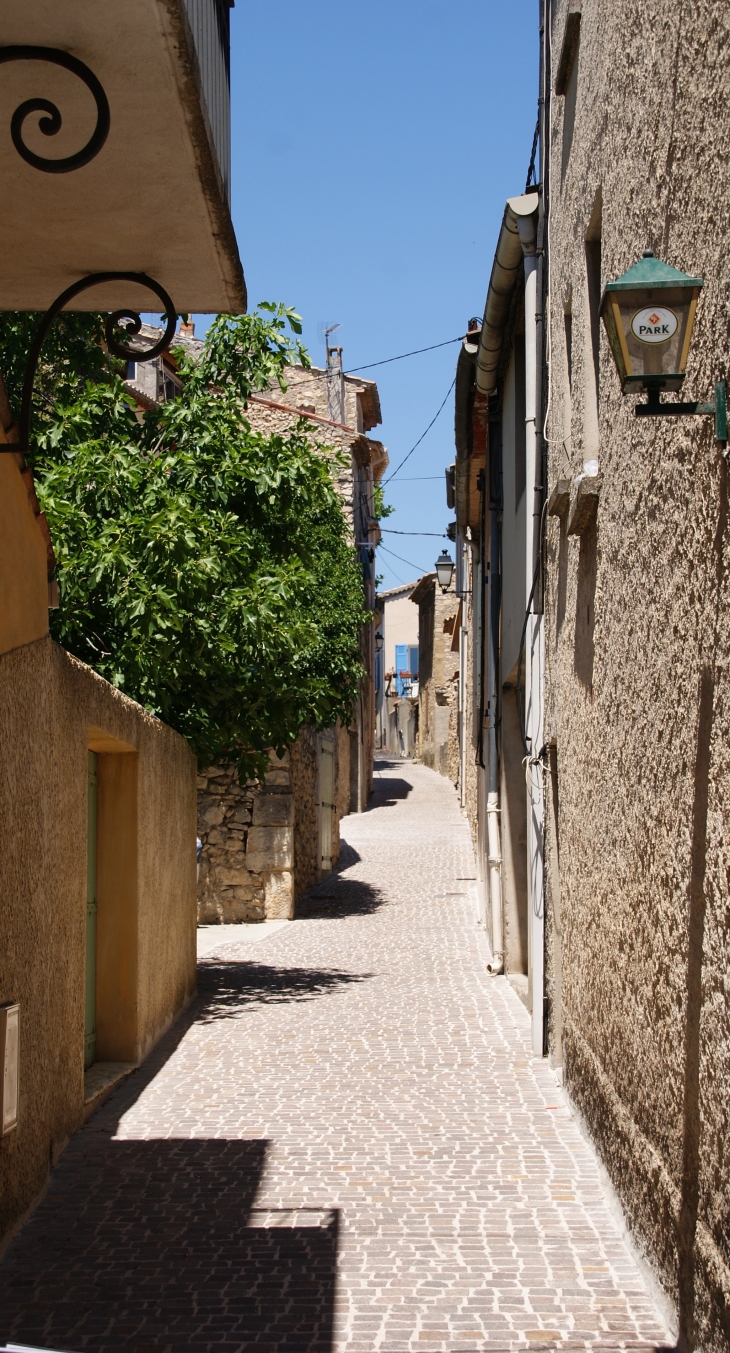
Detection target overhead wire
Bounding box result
[381,375,457,486]
[343,335,464,373]
[381,529,447,538]
[377,542,431,575]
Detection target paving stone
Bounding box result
[0,757,671,1353]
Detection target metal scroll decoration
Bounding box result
[15,272,177,455]
[0,46,110,173]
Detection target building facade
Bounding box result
[449,2,730,1346]
[0,0,242,1246]
[411,573,460,781]
[375,582,419,757]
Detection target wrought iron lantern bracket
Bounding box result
[0,49,177,457]
[1,272,177,458]
[634,377,727,445]
[0,45,110,172]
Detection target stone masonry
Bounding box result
[411,573,460,780]
[197,750,294,924]
[197,727,350,924]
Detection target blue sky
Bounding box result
[227,1,539,591]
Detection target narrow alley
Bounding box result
[0,759,669,1353]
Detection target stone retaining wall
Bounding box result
[197,726,349,924]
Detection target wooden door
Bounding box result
[85,751,98,1070]
[319,736,335,875]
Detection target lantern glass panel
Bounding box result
[609,286,699,391]
[435,552,454,590]
[600,253,703,394]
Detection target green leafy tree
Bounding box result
[1,306,368,778]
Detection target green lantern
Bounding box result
[600,250,703,394]
[601,249,726,441]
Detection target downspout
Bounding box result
[485,460,503,972]
[474,191,538,975]
[514,199,545,1055]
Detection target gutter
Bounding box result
[453,192,539,532]
[475,192,540,396]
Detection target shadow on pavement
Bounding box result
[370,762,413,809]
[297,849,386,919]
[196,954,370,1020]
[0,1136,339,1353]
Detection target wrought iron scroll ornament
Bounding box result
[0,46,110,172]
[2,272,177,457]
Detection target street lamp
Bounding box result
[435,550,455,592]
[375,631,384,653]
[600,250,726,440]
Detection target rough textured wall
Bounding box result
[0,636,196,1246]
[197,726,346,923]
[197,752,294,922]
[544,3,730,1346]
[197,766,268,922]
[290,728,319,897]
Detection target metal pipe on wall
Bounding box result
[516,209,546,1056]
[485,490,504,972]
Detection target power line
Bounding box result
[377,559,408,587]
[343,335,463,374]
[381,529,447,537]
[378,542,432,575]
[382,375,456,486]
[274,334,464,394]
[388,475,444,482]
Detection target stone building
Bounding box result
[448,1,730,1346]
[410,573,459,780]
[195,352,387,922]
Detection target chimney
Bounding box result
[179,319,195,338]
[326,344,345,423]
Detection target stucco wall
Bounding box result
[0,453,49,658]
[544,3,730,1346]
[0,636,197,1245]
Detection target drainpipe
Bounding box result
[513,198,545,1055]
[455,530,467,808]
[485,496,503,972]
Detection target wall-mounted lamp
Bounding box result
[600,250,726,442]
[435,550,455,592]
[375,630,384,653]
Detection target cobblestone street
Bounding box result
[0,758,669,1353]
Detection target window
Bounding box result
[564,303,573,394]
[584,188,602,457]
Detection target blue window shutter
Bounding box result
[409,645,419,677]
[395,644,408,696]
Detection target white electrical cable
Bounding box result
[541,0,567,458]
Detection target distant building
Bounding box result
[410,574,459,780]
[375,582,419,756]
